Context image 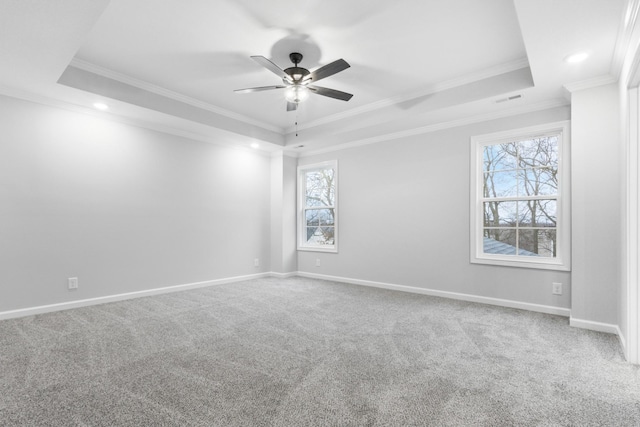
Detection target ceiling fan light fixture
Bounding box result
[236,52,353,111]
[285,85,310,103]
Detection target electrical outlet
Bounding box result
[68,277,78,290]
[316,258,321,267]
[254,258,259,267]
[552,282,562,295]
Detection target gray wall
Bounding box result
[1,91,625,328]
[0,95,271,312]
[297,107,572,310]
[270,152,298,274]
[570,83,622,326]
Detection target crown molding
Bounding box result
[563,75,618,93]
[285,57,530,134]
[296,98,568,157]
[612,0,640,79]
[69,58,283,134]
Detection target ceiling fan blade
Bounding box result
[286,102,298,112]
[308,59,350,83]
[234,85,286,93]
[251,56,292,83]
[308,85,353,101]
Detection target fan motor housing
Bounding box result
[284,52,310,83]
[284,67,310,83]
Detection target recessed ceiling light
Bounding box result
[564,52,589,64]
[250,142,260,149]
[93,102,109,111]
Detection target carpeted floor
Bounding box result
[1,276,639,426]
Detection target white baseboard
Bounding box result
[269,271,298,279]
[0,272,272,321]
[297,271,572,317]
[569,317,620,335]
[617,325,628,356]
[2,271,623,343]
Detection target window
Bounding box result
[470,122,570,270]
[298,161,338,252]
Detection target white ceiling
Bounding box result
[0,0,629,153]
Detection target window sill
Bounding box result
[297,245,338,254]
[471,255,570,271]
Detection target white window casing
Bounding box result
[298,160,338,253]
[470,121,571,271]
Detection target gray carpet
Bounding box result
[1,277,639,426]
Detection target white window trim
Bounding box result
[469,121,571,271]
[297,160,338,253]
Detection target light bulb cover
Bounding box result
[284,85,310,103]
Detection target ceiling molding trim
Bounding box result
[286,58,531,133]
[611,0,640,79]
[563,75,618,93]
[0,84,274,156]
[295,99,568,158]
[69,58,283,134]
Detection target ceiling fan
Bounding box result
[234,52,353,111]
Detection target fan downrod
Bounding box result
[284,52,310,83]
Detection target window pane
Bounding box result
[318,209,333,225]
[306,226,334,245]
[306,209,319,227]
[484,170,518,198]
[517,200,556,227]
[305,195,325,207]
[320,209,334,226]
[305,169,335,208]
[518,168,557,197]
[518,137,558,168]
[484,201,499,226]
[306,208,334,227]
[483,143,517,171]
[321,227,335,244]
[305,171,325,206]
[483,201,517,226]
[518,229,556,257]
[483,229,517,254]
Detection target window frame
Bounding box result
[469,121,571,271]
[297,160,338,253]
